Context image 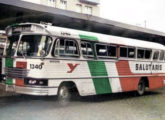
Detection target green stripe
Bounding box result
[79,34,98,41]
[5,58,14,85]
[88,61,112,94]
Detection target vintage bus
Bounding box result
[0,23,165,101]
[0,30,6,56]
[0,30,7,81]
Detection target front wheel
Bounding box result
[137,80,145,95]
[57,85,71,104]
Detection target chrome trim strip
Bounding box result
[15,86,58,96]
[24,74,165,80]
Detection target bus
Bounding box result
[0,30,7,82]
[0,30,6,56]
[0,23,165,101]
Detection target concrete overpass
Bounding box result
[0,0,165,44]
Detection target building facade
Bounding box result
[22,0,100,16]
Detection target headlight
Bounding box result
[29,80,37,85]
[25,78,48,86]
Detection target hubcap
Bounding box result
[60,87,69,99]
[138,82,145,95]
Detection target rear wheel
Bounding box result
[137,80,145,95]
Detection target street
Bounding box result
[0,88,164,120]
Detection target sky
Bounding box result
[100,0,165,32]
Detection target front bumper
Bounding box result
[0,83,58,96]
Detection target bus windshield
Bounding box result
[6,35,19,57]
[17,35,52,57]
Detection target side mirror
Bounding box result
[40,50,46,57]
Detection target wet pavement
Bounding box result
[0,88,164,120]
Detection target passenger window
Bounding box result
[144,49,152,59]
[87,43,93,56]
[65,40,78,55]
[120,47,127,58]
[107,45,117,57]
[96,44,107,57]
[128,47,135,58]
[81,41,94,58]
[96,44,117,59]
[137,49,144,59]
[153,51,159,60]
[159,50,164,60]
[54,38,79,57]
[81,42,87,55]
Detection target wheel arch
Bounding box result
[140,77,149,88]
[58,81,80,95]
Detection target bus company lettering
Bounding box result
[67,63,80,73]
[135,64,162,71]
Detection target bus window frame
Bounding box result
[107,45,117,58]
[119,46,136,60]
[153,50,160,61]
[95,43,117,59]
[53,37,80,58]
[80,41,94,59]
[128,47,136,59]
[159,50,165,61]
[137,47,152,61]
[119,46,128,59]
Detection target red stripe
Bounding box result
[16,61,27,86]
[116,60,165,91]
[148,76,165,90]
[116,61,140,92]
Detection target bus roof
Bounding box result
[8,23,165,50]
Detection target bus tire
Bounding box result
[137,80,145,96]
[57,84,71,104]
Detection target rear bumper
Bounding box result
[0,83,58,96]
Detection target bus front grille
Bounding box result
[5,67,29,78]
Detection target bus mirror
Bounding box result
[40,50,46,57]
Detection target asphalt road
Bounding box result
[0,88,164,120]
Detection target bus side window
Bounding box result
[96,44,107,58]
[159,50,164,60]
[81,41,94,58]
[144,49,152,59]
[54,38,79,57]
[153,51,159,61]
[107,45,117,58]
[120,46,128,58]
[137,49,145,59]
[128,47,135,58]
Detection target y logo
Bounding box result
[67,63,80,73]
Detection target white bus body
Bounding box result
[0,23,165,99]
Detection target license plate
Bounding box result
[6,85,15,92]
